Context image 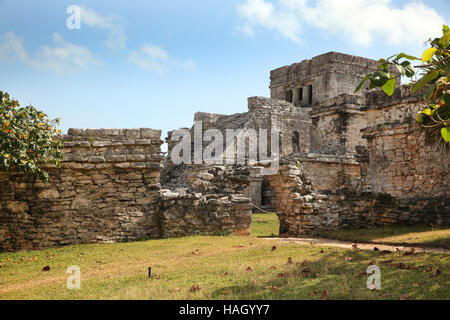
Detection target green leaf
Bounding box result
[439,33,450,48]
[401,61,415,77]
[412,70,440,93]
[382,78,396,96]
[441,127,450,143]
[396,53,419,61]
[421,48,437,62]
[354,75,369,93]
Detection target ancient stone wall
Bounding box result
[0,128,252,252]
[310,94,367,156]
[296,154,361,192]
[0,128,163,252]
[270,52,381,105]
[362,87,449,200]
[160,190,252,237]
[268,158,449,238]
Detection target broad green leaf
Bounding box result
[354,75,369,93]
[396,53,419,61]
[382,78,396,96]
[421,48,437,62]
[439,33,450,47]
[412,70,440,93]
[424,84,436,100]
[395,63,406,76]
[401,61,415,77]
[441,127,450,143]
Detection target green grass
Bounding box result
[321,225,450,247]
[0,214,449,300]
[250,213,280,237]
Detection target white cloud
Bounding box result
[236,0,446,47]
[237,0,302,42]
[80,6,126,50]
[0,32,99,75]
[127,44,197,73]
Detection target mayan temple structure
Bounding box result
[1,52,448,251]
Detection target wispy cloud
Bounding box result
[127,44,197,73]
[0,32,99,75]
[80,6,127,50]
[236,0,446,47]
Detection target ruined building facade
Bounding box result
[164,51,449,236]
[1,52,448,252]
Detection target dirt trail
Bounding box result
[264,237,450,254]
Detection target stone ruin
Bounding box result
[0,51,449,252]
[164,52,449,236]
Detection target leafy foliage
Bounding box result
[0,91,63,182]
[355,25,450,151]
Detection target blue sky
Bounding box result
[0,0,449,140]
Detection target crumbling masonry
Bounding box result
[1,52,448,252]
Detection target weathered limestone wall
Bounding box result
[188,164,262,207]
[268,158,449,238]
[362,87,449,200]
[297,154,361,192]
[247,97,311,156]
[310,94,367,156]
[0,128,163,252]
[270,52,381,105]
[0,128,253,252]
[160,191,252,237]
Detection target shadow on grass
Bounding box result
[320,225,450,248]
[210,250,450,300]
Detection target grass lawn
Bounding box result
[321,225,450,248]
[0,213,449,300]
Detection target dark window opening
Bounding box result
[285,90,293,103]
[292,131,300,154]
[298,88,303,103]
[308,85,313,105]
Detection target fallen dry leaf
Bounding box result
[271,286,280,292]
[403,248,416,256]
[320,290,328,300]
[190,284,201,293]
[152,274,161,279]
[301,267,311,275]
[430,269,442,278]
